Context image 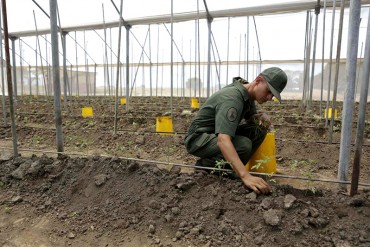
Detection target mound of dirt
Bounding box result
[0,154,369,247]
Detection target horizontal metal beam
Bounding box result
[8,0,370,38]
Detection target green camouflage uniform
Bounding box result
[184,77,267,166]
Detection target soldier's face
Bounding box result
[256,80,273,104]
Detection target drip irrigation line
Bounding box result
[1,146,369,188]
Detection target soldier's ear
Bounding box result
[257,75,267,84]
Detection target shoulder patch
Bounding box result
[227,107,238,122]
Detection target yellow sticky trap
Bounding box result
[191,98,199,108]
[273,97,279,102]
[245,132,276,174]
[120,98,126,104]
[323,108,338,119]
[156,116,173,136]
[82,107,94,118]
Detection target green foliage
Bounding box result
[5,206,12,214]
[212,159,232,177]
[32,135,44,144]
[251,155,272,171]
[289,159,316,171]
[75,139,89,148]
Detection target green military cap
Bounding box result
[261,67,287,103]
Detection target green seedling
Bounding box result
[308,186,317,195]
[250,155,271,171]
[266,173,277,184]
[5,206,12,214]
[75,139,89,148]
[32,135,44,144]
[212,159,232,177]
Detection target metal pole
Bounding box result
[49,0,64,154]
[320,0,327,119]
[110,28,113,96]
[337,0,361,188]
[125,25,131,112]
[19,41,24,96]
[114,0,124,135]
[246,17,249,81]
[75,31,79,96]
[329,0,345,144]
[308,1,320,109]
[302,11,311,109]
[28,65,31,95]
[238,34,241,76]
[62,32,68,107]
[33,10,48,97]
[35,47,38,96]
[0,4,7,126]
[156,25,159,97]
[149,24,152,97]
[102,4,111,96]
[226,17,230,85]
[94,64,97,96]
[244,33,246,79]
[351,7,370,196]
[70,64,73,96]
[170,0,173,119]
[10,37,17,100]
[193,20,197,98]
[2,0,18,156]
[355,42,363,100]
[206,16,213,98]
[325,0,337,127]
[252,17,262,73]
[197,0,201,100]
[83,31,89,97]
[189,40,192,97]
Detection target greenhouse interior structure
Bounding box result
[0,0,370,246]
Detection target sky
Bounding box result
[3,0,370,89]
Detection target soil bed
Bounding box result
[0,96,369,246]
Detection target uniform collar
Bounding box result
[232,79,251,102]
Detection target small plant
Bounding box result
[266,173,277,184]
[5,206,12,214]
[75,139,89,148]
[308,186,317,195]
[333,123,341,132]
[212,159,232,177]
[250,155,271,171]
[32,135,44,144]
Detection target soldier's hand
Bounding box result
[241,174,271,194]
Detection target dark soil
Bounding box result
[0,96,369,246]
